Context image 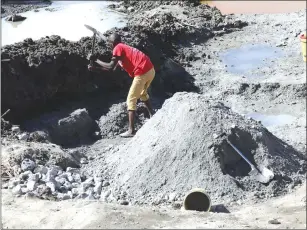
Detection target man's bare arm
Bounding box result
[95,56,120,71]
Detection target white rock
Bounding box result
[101,190,111,201]
[27,181,37,191]
[28,173,40,182]
[67,175,74,182]
[169,192,177,202]
[21,187,28,194]
[71,183,79,188]
[66,167,79,173]
[94,182,102,195]
[18,133,29,141]
[55,177,66,185]
[8,178,21,189]
[72,174,81,183]
[80,158,88,164]
[94,176,103,183]
[71,188,79,196]
[63,181,72,190]
[47,167,59,177]
[12,185,22,195]
[21,158,36,172]
[80,182,92,192]
[46,181,57,192]
[213,133,219,139]
[11,125,20,132]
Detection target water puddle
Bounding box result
[1,1,127,46]
[220,44,284,77]
[245,112,296,127]
[200,1,306,14]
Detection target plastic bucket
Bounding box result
[182,188,211,212]
[299,32,306,62]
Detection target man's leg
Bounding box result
[120,76,146,138]
[140,68,155,117]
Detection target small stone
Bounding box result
[94,176,103,183]
[35,165,48,174]
[71,183,79,188]
[119,200,129,205]
[8,178,21,189]
[213,133,219,139]
[21,187,28,194]
[63,181,72,190]
[231,124,236,129]
[27,180,37,191]
[2,183,9,189]
[268,219,281,225]
[19,170,33,181]
[11,125,20,132]
[18,133,29,141]
[71,188,79,196]
[169,192,177,202]
[80,182,92,192]
[102,181,110,187]
[24,192,35,199]
[12,185,22,195]
[66,167,79,174]
[28,173,40,182]
[72,174,81,183]
[67,175,74,182]
[46,181,57,192]
[80,158,88,164]
[55,177,66,185]
[21,158,36,172]
[101,190,111,201]
[94,182,102,195]
[172,202,182,210]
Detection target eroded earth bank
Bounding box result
[1,1,306,229]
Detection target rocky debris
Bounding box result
[123,4,247,43]
[46,108,98,146]
[103,92,306,206]
[28,130,50,143]
[5,14,26,22]
[111,0,201,13]
[2,141,80,176]
[4,164,113,201]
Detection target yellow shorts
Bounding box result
[127,68,155,111]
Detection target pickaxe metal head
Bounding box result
[84,24,107,41]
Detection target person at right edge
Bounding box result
[87,33,155,138]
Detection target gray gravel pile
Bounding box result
[100,92,305,206]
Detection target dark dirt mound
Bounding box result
[105,92,306,205]
[111,0,201,13]
[1,30,195,122]
[1,1,51,18]
[98,102,149,138]
[128,4,247,43]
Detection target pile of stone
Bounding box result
[3,159,114,201]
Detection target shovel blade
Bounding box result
[249,165,274,184]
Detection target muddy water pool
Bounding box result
[1,1,127,46]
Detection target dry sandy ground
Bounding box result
[1,182,306,229]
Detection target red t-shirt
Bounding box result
[112,43,154,78]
